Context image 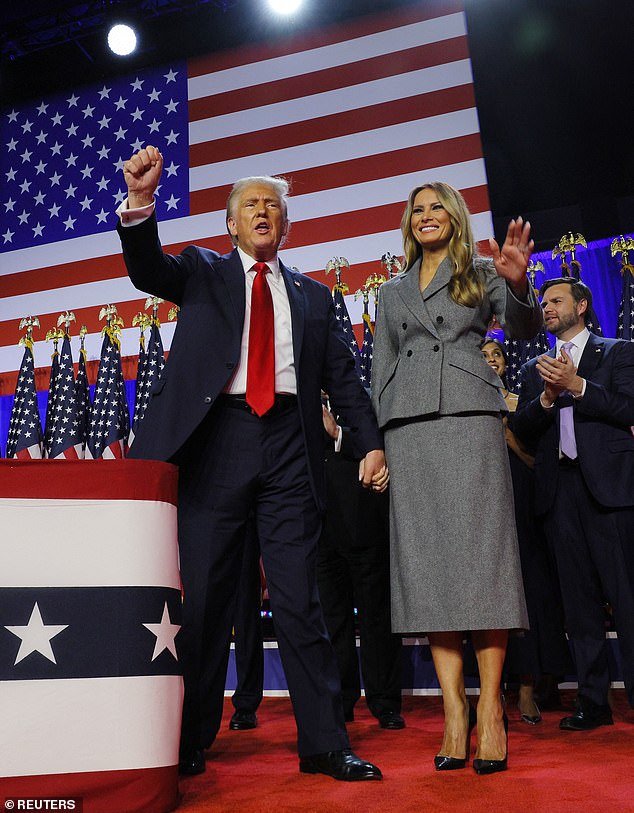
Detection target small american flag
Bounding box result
[131,325,147,431]
[74,343,91,454]
[358,311,374,386]
[504,329,552,393]
[47,334,85,459]
[130,321,165,445]
[5,344,43,459]
[332,285,361,363]
[616,268,634,341]
[585,306,603,337]
[86,328,129,459]
[43,339,61,457]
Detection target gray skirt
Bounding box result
[385,412,529,634]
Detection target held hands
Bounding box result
[488,216,534,297]
[122,145,163,209]
[359,450,389,493]
[536,347,583,406]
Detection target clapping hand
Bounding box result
[536,347,582,404]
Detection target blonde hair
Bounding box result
[400,182,485,307]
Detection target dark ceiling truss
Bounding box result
[1,0,240,63]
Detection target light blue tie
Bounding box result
[558,342,577,459]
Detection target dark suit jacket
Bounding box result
[514,332,634,513]
[323,426,389,550]
[117,214,382,512]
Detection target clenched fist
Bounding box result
[122,145,163,209]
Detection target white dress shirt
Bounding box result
[224,246,296,395]
[555,326,589,398]
[117,197,297,395]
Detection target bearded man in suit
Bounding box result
[514,277,634,731]
[117,146,388,780]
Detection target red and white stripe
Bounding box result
[51,443,83,460]
[13,444,43,460]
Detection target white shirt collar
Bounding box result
[236,246,280,278]
[555,326,590,356]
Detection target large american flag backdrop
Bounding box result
[0,0,493,426]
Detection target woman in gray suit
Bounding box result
[371,183,542,774]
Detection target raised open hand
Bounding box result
[488,217,534,295]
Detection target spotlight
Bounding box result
[266,0,303,15]
[107,23,138,56]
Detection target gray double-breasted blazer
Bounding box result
[371,256,543,426]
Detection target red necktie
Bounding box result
[246,262,275,416]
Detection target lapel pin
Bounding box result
[294,279,301,287]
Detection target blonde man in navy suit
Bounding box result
[514,277,634,731]
[117,146,388,781]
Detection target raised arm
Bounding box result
[123,145,163,208]
[117,146,195,305]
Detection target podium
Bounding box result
[0,460,183,813]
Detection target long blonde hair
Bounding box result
[400,182,485,307]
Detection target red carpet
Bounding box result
[177,691,634,813]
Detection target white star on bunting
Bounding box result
[143,602,180,661]
[5,602,69,665]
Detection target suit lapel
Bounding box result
[393,258,447,339]
[219,250,247,327]
[577,332,605,379]
[421,255,453,301]
[280,261,305,366]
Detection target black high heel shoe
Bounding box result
[520,702,542,726]
[473,712,508,775]
[434,703,477,771]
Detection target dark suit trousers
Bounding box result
[543,464,634,707]
[317,458,402,718]
[176,400,349,757]
[231,523,264,715]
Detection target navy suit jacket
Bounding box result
[514,332,634,513]
[117,213,382,512]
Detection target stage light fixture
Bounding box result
[107,23,138,56]
[266,0,304,15]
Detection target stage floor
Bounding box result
[178,691,634,813]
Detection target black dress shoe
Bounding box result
[435,703,476,771]
[299,749,382,781]
[178,748,205,776]
[377,711,405,730]
[229,710,257,730]
[560,697,613,731]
